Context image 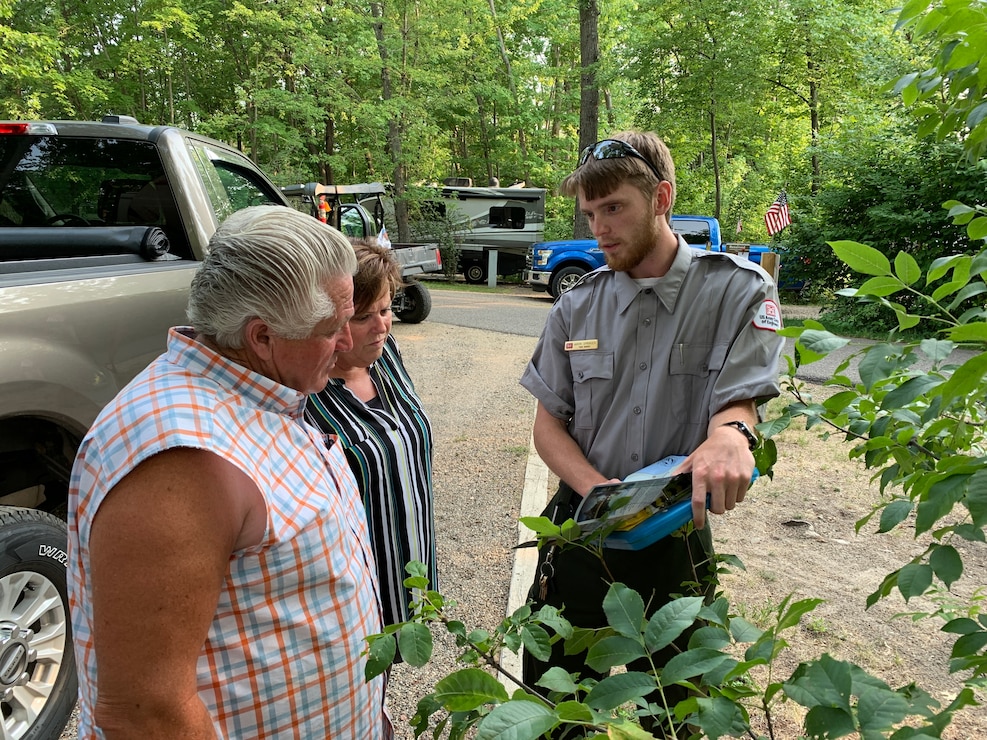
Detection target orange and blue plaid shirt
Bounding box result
[68,328,386,738]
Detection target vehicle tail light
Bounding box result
[0,123,58,135]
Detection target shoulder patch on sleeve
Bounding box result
[752,299,782,331]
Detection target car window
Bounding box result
[672,219,711,248]
[339,204,372,238]
[188,140,284,225]
[0,134,192,259]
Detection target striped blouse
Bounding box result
[68,327,386,738]
[307,334,437,626]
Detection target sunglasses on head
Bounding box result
[577,139,663,181]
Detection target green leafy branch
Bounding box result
[766,221,987,695]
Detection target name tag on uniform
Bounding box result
[565,339,599,351]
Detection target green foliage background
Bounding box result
[1,0,958,255]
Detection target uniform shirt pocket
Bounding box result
[666,343,728,423]
[570,351,614,430]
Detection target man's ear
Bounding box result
[653,180,673,216]
[242,318,275,361]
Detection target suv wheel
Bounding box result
[0,509,77,740]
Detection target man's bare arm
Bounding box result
[679,400,759,528]
[88,447,266,739]
[532,402,615,497]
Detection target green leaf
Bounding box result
[603,582,645,639]
[562,627,596,657]
[942,617,981,636]
[644,596,703,653]
[602,720,656,739]
[475,700,557,740]
[804,706,857,738]
[965,469,987,527]
[397,622,433,667]
[944,322,987,343]
[928,254,964,283]
[777,597,824,632]
[897,0,933,28]
[916,473,968,534]
[729,616,763,643]
[584,671,657,711]
[966,214,987,240]
[932,279,968,303]
[934,351,987,404]
[688,625,732,650]
[920,338,956,362]
[857,276,904,296]
[434,668,510,712]
[894,251,922,286]
[693,695,751,738]
[831,240,892,276]
[951,631,987,659]
[535,666,579,695]
[553,700,594,722]
[857,684,911,731]
[880,374,942,410]
[532,605,572,639]
[857,344,899,391]
[585,635,647,672]
[929,544,963,587]
[878,499,913,533]
[898,563,934,601]
[365,633,396,680]
[520,623,552,662]
[796,329,851,365]
[822,391,859,414]
[784,654,853,709]
[661,647,731,684]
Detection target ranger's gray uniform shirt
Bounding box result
[521,237,784,481]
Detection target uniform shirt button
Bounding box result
[643,288,653,294]
[578,371,584,379]
[631,453,639,462]
[644,318,652,326]
[639,362,647,371]
[633,406,642,415]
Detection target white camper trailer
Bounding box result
[414,182,546,283]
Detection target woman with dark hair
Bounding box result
[307,239,436,626]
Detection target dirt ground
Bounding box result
[712,389,987,738]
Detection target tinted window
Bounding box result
[490,206,525,229]
[0,134,191,258]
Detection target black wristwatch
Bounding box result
[721,420,758,451]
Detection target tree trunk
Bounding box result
[573,0,600,240]
[709,103,721,220]
[808,55,821,194]
[371,1,409,241]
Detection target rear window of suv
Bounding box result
[0,134,192,259]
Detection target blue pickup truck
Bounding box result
[524,215,723,297]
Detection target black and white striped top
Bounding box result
[307,335,436,626]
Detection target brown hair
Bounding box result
[559,131,677,223]
[349,237,404,315]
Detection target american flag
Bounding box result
[764,191,791,236]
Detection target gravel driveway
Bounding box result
[384,321,538,734]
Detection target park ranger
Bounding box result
[520,131,784,733]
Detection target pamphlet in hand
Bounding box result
[574,455,758,551]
